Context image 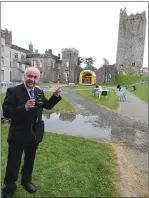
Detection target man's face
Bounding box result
[24,70,40,88]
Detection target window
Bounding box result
[32,60,34,67]
[132,62,135,66]
[66,61,69,68]
[40,60,42,67]
[10,61,11,67]
[120,64,123,67]
[21,55,24,60]
[14,53,18,59]
[10,51,11,58]
[1,45,4,52]
[52,61,55,68]
[1,56,4,65]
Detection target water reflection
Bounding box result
[42,110,111,140]
[42,110,148,152]
[59,112,76,121]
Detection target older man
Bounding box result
[2,67,62,198]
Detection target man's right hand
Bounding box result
[25,99,35,111]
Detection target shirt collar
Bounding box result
[24,82,34,92]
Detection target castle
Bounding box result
[1,8,147,85]
[116,8,147,75]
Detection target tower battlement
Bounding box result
[1,28,12,46]
[61,48,79,55]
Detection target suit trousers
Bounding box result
[2,136,38,195]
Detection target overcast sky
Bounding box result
[1,2,148,68]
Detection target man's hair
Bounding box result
[24,67,40,78]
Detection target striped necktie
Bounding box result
[29,89,34,99]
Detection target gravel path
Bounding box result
[61,87,148,197]
[118,90,148,125]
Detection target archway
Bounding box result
[79,70,96,84]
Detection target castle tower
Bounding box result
[29,42,33,53]
[1,28,12,46]
[116,8,146,75]
[60,48,78,83]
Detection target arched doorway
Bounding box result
[79,70,96,84]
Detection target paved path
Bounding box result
[117,89,148,125]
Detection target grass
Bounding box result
[128,82,148,102]
[115,75,148,86]
[1,92,76,112]
[76,89,119,110]
[37,82,56,86]
[1,124,120,197]
[66,85,92,90]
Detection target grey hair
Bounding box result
[24,67,40,78]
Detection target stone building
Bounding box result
[116,8,146,75]
[1,29,30,82]
[2,8,146,84]
[0,30,118,85]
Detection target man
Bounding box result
[2,67,62,198]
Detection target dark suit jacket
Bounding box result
[2,83,61,145]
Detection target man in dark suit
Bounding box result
[2,67,62,198]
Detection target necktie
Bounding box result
[29,89,36,137]
[29,89,34,99]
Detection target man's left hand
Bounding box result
[55,87,62,97]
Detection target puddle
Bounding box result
[43,110,111,140]
[43,110,148,152]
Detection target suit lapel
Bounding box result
[20,83,30,101]
[34,87,40,99]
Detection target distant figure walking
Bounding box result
[117,84,121,91]
[132,85,136,91]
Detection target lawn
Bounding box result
[115,75,148,86]
[1,92,76,112]
[76,89,119,110]
[67,85,92,90]
[128,82,148,102]
[1,124,120,197]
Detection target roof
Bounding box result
[11,44,30,54]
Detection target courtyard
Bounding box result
[1,82,148,197]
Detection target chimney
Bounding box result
[58,53,61,59]
[48,49,52,55]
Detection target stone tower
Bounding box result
[116,8,146,75]
[60,48,78,83]
[1,28,12,46]
[29,42,33,53]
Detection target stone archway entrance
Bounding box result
[79,70,96,85]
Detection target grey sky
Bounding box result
[1,2,148,68]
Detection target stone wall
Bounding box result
[116,8,146,75]
[96,65,117,84]
[60,48,79,83]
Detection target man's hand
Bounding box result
[25,99,35,111]
[54,87,62,97]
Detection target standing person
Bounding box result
[2,67,62,198]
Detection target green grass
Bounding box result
[115,75,148,86]
[1,124,120,197]
[37,82,56,86]
[128,82,148,102]
[67,85,92,89]
[1,92,76,112]
[76,89,119,110]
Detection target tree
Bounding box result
[79,57,95,66]
[103,58,110,66]
[102,58,110,83]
